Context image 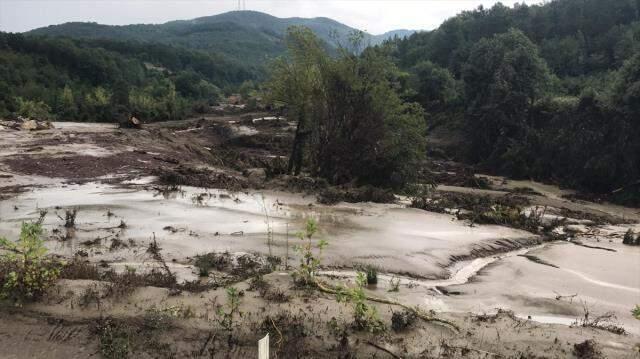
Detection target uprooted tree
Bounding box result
[266,26,426,189]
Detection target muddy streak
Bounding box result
[320,246,541,288]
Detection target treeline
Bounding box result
[0,32,256,122]
[387,0,640,205]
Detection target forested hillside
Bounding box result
[389,0,640,204]
[28,11,413,66]
[0,32,255,122]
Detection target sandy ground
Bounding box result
[1,118,639,358]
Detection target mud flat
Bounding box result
[0,181,537,279]
[1,121,639,358]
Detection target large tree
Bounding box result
[462,28,552,164]
[266,27,426,188]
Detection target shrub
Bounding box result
[291,218,327,287]
[391,309,417,331]
[0,219,60,304]
[355,264,378,285]
[216,286,242,332]
[93,317,130,359]
[623,229,635,245]
[336,272,385,333]
[632,305,640,320]
[15,97,52,120]
[388,276,400,292]
[194,251,230,276]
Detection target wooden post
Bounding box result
[258,333,269,359]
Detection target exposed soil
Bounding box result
[1,116,639,358]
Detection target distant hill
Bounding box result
[27,11,416,66]
[371,29,417,45]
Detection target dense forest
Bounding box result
[387,0,640,204]
[0,32,256,122]
[27,11,413,67]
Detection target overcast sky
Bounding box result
[0,0,543,35]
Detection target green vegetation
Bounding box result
[0,32,252,122]
[0,216,61,304]
[27,11,412,67]
[216,286,242,332]
[357,264,378,285]
[94,318,131,359]
[633,305,640,320]
[389,0,640,205]
[291,218,327,287]
[267,27,426,188]
[336,272,386,333]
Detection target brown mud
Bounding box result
[1,116,639,358]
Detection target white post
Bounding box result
[258,333,269,359]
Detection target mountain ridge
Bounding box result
[27,11,417,65]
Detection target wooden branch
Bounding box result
[366,341,402,359]
[314,279,460,332]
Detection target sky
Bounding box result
[0,0,543,35]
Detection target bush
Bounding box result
[93,318,130,359]
[622,229,637,245]
[216,287,242,332]
[194,251,231,276]
[292,218,327,287]
[354,264,378,285]
[391,309,417,331]
[15,97,52,120]
[0,220,60,304]
[336,272,385,333]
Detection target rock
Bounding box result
[244,168,267,184]
[20,119,53,131]
[21,120,38,130]
[0,120,21,130]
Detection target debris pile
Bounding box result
[0,116,54,131]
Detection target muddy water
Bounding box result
[0,181,535,279]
